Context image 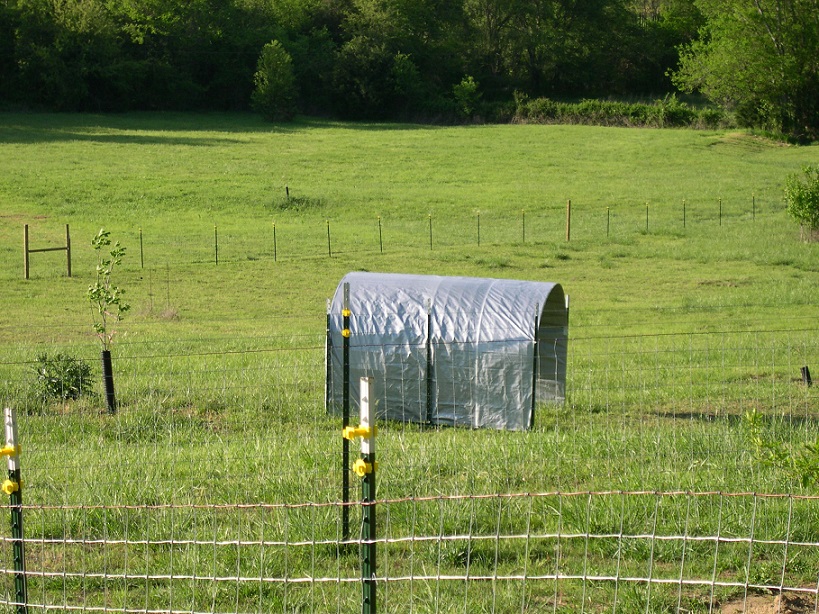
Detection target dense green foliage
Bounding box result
[784,165,819,235]
[745,408,819,487]
[32,352,93,401]
[513,92,727,127]
[251,40,298,121]
[3,0,816,138]
[2,0,817,138]
[673,0,819,141]
[87,228,130,351]
[0,0,700,118]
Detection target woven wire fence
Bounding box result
[5,197,777,279]
[0,326,817,611]
[3,491,819,612]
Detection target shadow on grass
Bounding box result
[0,112,447,145]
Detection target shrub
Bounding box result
[573,99,606,123]
[744,408,819,487]
[735,98,779,132]
[452,75,480,120]
[657,94,696,127]
[695,106,726,129]
[33,353,93,401]
[251,40,298,122]
[513,94,718,130]
[484,99,516,123]
[514,92,558,121]
[627,103,657,126]
[391,52,424,111]
[784,165,819,239]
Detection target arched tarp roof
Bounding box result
[326,272,568,430]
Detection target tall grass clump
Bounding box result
[32,352,93,401]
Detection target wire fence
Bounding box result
[3,492,819,612]
[2,195,782,279]
[0,325,817,611]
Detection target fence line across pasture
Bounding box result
[4,194,782,278]
[134,198,774,267]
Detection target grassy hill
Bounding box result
[0,113,818,612]
[1,113,817,338]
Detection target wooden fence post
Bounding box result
[23,224,71,279]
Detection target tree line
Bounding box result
[0,0,816,140]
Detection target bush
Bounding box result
[513,94,717,130]
[251,40,298,122]
[33,353,94,401]
[452,75,480,120]
[695,106,726,129]
[483,99,516,123]
[391,52,424,112]
[513,92,557,121]
[734,98,779,132]
[784,165,819,238]
[657,94,696,127]
[744,408,819,487]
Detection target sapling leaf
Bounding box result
[88,228,128,351]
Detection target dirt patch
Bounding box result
[0,214,48,220]
[721,592,816,613]
[798,227,819,242]
[697,277,752,288]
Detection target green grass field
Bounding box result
[1,113,818,612]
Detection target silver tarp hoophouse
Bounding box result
[326,272,568,430]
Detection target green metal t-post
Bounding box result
[342,284,351,544]
[3,407,27,614]
[9,470,25,614]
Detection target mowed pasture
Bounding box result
[0,113,818,612]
